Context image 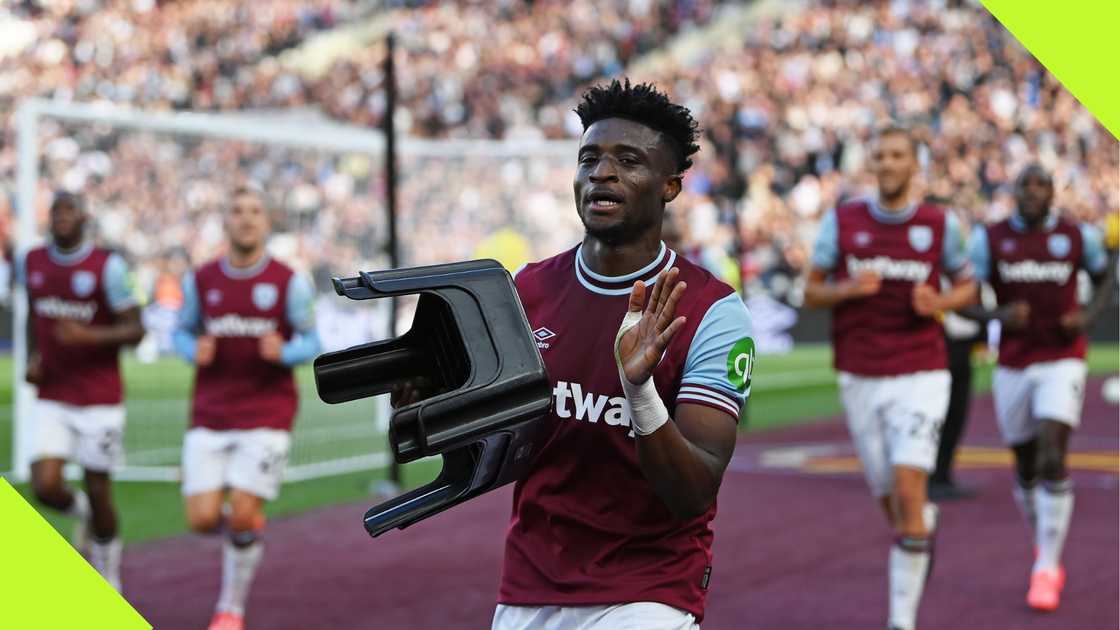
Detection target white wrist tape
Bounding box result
[614,310,668,437]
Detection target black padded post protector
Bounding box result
[313,259,551,537]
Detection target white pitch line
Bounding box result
[752,370,836,390]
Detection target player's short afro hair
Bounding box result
[50,190,84,212]
[575,78,700,173]
[1015,162,1053,188]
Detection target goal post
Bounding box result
[8,98,579,483]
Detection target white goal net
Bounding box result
[7,99,580,482]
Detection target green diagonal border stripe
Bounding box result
[0,478,150,629]
[981,0,1120,140]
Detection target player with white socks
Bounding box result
[963,163,1113,611]
[173,186,321,630]
[22,191,145,592]
[804,126,978,630]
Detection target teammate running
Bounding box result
[173,186,321,630]
[495,79,753,629]
[963,164,1113,612]
[803,126,977,630]
[22,191,144,591]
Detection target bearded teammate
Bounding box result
[492,80,752,628]
[21,191,144,591]
[173,187,321,630]
[963,164,1113,611]
[803,126,977,630]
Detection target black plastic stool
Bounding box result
[313,260,551,537]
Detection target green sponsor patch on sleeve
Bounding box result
[726,337,755,392]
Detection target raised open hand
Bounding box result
[614,267,688,385]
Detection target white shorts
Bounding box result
[492,603,699,630]
[181,427,291,501]
[32,399,125,472]
[993,359,1087,445]
[838,370,950,498]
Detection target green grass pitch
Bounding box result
[1,343,1116,544]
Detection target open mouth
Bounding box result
[586,189,625,212]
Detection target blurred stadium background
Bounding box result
[0,0,1115,626]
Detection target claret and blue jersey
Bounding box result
[500,241,753,622]
[969,212,1109,368]
[172,256,321,432]
[810,198,972,376]
[19,242,138,406]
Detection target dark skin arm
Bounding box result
[635,402,737,520]
[54,306,145,347]
[618,268,738,520]
[1059,251,1118,336]
[958,300,1030,330]
[26,293,41,384]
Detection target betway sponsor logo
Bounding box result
[997,260,1073,284]
[553,380,634,436]
[845,255,931,283]
[206,314,277,337]
[34,296,96,322]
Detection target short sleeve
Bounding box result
[676,292,754,420]
[1080,224,1109,275]
[13,252,26,285]
[103,253,140,312]
[810,208,839,271]
[176,271,201,332]
[941,213,973,279]
[286,273,316,333]
[968,225,991,283]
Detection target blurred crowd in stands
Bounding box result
[0,0,1114,319]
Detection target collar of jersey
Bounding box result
[868,198,918,224]
[574,241,676,296]
[220,254,271,279]
[47,240,93,266]
[1010,211,1058,233]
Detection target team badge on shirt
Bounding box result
[71,270,96,297]
[1000,239,1016,254]
[29,271,44,288]
[1048,233,1071,259]
[907,225,933,253]
[206,289,222,305]
[726,337,755,392]
[854,231,872,247]
[252,283,278,311]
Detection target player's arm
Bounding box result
[617,270,749,520]
[16,254,42,384]
[261,274,322,365]
[25,295,40,383]
[636,402,737,520]
[912,211,978,317]
[802,208,880,308]
[55,253,145,346]
[57,306,144,346]
[1059,224,1117,335]
[172,271,216,366]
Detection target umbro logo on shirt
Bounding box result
[532,327,556,350]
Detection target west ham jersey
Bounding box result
[498,242,754,621]
[970,213,1109,368]
[21,242,137,406]
[811,199,972,376]
[174,256,318,432]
